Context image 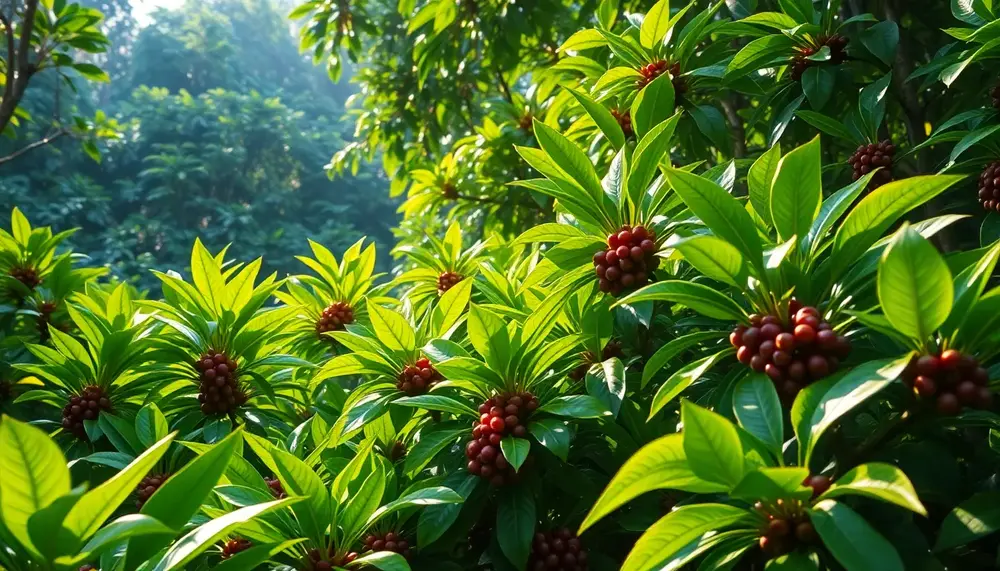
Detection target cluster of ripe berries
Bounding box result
[437,271,464,294]
[568,341,623,381]
[609,108,634,138]
[385,440,407,462]
[8,265,41,290]
[78,566,97,571]
[265,477,287,499]
[730,302,851,399]
[303,548,358,571]
[37,300,69,342]
[397,357,442,396]
[466,392,538,486]
[519,113,535,132]
[527,528,589,571]
[755,477,829,558]
[441,181,459,200]
[221,538,252,559]
[135,472,170,509]
[316,301,355,337]
[789,35,849,81]
[977,161,1000,213]
[196,350,248,416]
[593,225,659,295]
[848,140,896,191]
[902,349,994,415]
[635,60,687,97]
[363,531,414,559]
[61,385,112,440]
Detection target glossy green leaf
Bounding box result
[615,280,747,321]
[681,400,744,488]
[810,500,903,571]
[500,436,531,472]
[770,136,822,243]
[877,225,953,342]
[733,374,783,455]
[497,488,535,570]
[820,463,926,515]
[934,492,1000,551]
[621,504,750,571]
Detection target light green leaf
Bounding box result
[681,400,744,488]
[770,136,822,242]
[367,301,416,353]
[615,280,747,321]
[733,374,783,455]
[820,463,926,515]
[810,500,904,571]
[500,437,531,472]
[621,504,751,571]
[877,225,953,342]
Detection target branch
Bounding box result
[1,10,15,105]
[494,66,513,104]
[0,128,66,166]
[719,97,747,159]
[16,0,38,74]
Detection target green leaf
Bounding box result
[943,241,1000,336]
[640,0,671,48]
[73,62,110,82]
[135,403,168,449]
[367,301,416,353]
[0,418,70,559]
[350,551,410,571]
[393,394,478,417]
[621,504,750,571]
[859,21,899,65]
[559,28,607,52]
[801,67,835,110]
[802,357,910,466]
[665,168,764,271]
[418,474,479,547]
[733,375,783,455]
[631,72,675,138]
[538,395,610,419]
[795,111,855,141]
[667,234,744,287]
[500,437,531,472]
[533,119,605,204]
[748,143,781,227]
[149,498,299,570]
[627,113,681,208]
[820,463,926,515]
[731,468,812,502]
[271,447,330,543]
[586,357,626,418]
[770,136,822,243]
[467,305,510,374]
[725,35,796,80]
[579,433,726,532]
[528,419,570,461]
[404,425,467,477]
[340,469,385,540]
[877,225,953,342]
[76,514,175,562]
[567,88,625,150]
[681,400,744,489]
[810,500,904,571]
[615,280,747,321]
[934,492,1000,551]
[497,488,535,570]
[11,207,30,242]
[367,486,463,526]
[803,173,876,256]
[641,331,724,388]
[829,175,964,279]
[765,552,819,570]
[649,351,729,419]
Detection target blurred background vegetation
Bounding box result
[0,0,399,293]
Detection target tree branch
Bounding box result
[719,96,747,159]
[0,128,66,166]
[0,0,40,135]
[494,66,514,105]
[1,9,15,111]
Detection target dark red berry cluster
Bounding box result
[385,440,407,462]
[437,271,464,294]
[609,108,633,138]
[978,161,1000,213]
[316,301,354,336]
[467,392,538,486]
[991,84,1000,111]
[363,531,414,559]
[37,300,63,342]
[397,357,442,396]
[8,265,41,290]
[441,181,459,200]
[754,498,819,559]
[593,225,659,295]
[196,350,248,416]
[568,341,623,381]
[265,477,287,499]
[790,35,849,81]
[635,60,686,96]
[803,474,832,498]
[79,566,97,571]
[527,528,589,571]
[519,113,534,132]
[848,140,895,190]
[221,537,252,559]
[135,472,170,509]
[731,303,851,400]
[61,385,112,440]
[303,548,358,571]
[902,350,993,415]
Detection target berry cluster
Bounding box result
[265,477,287,499]
[363,531,414,559]
[609,108,633,138]
[730,303,851,399]
[790,35,849,81]
[593,225,659,295]
[441,181,459,200]
[977,161,1000,213]
[37,300,60,342]
[991,84,1000,111]
[635,60,687,97]
[303,548,358,571]
[61,385,112,440]
[316,301,354,337]
[848,140,895,191]
[437,271,464,294]
[79,566,97,571]
[902,350,994,415]
[221,538,252,559]
[519,113,535,132]
[527,528,589,571]
[754,498,819,559]
[568,341,623,381]
[385,440,407,462]
[196,350,248,416]
[135,472,170,509]
[397,357,442,396]
[8,265,41,290]
[466,392,538,486]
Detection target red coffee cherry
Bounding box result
[316,301,355,337]
[61,385,113,441]
[527,527,589,571]
[196,349,248,416]
[848,139,896,191]
[221,537,252,559]
[789,34,849,81]
[397,356,442,396]
[592,225,659,296]
[135,472,171,510]
[903,350,994,415]
[466,392,538,486]
[363,530,414,559]
[437,271,464,294]
[978,161,1000,213]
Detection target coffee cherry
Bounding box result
[592,225,658,296]
[363,530,414,559]
[609,107,634,138]
[528,528,588,571]
[437,271,464,294]
[466,392,537,485]
[196,349,248,416]
[316,301,354,336]
[904,350,994,414]
[221,537,252,559]
[795,521,818,543]
[978,161,1000,212]
[397,357,442,396]
[790,34,849,81]
[804,475,832,498]
[135,472,171,509]
[848,139,896,190]
[61,385,113,441]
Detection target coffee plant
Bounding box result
[5,0,1000,570]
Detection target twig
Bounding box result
[495,66,514,105]
[720,96,747,159]
[0,128,67,165]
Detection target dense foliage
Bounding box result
[4,0,1000,570]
